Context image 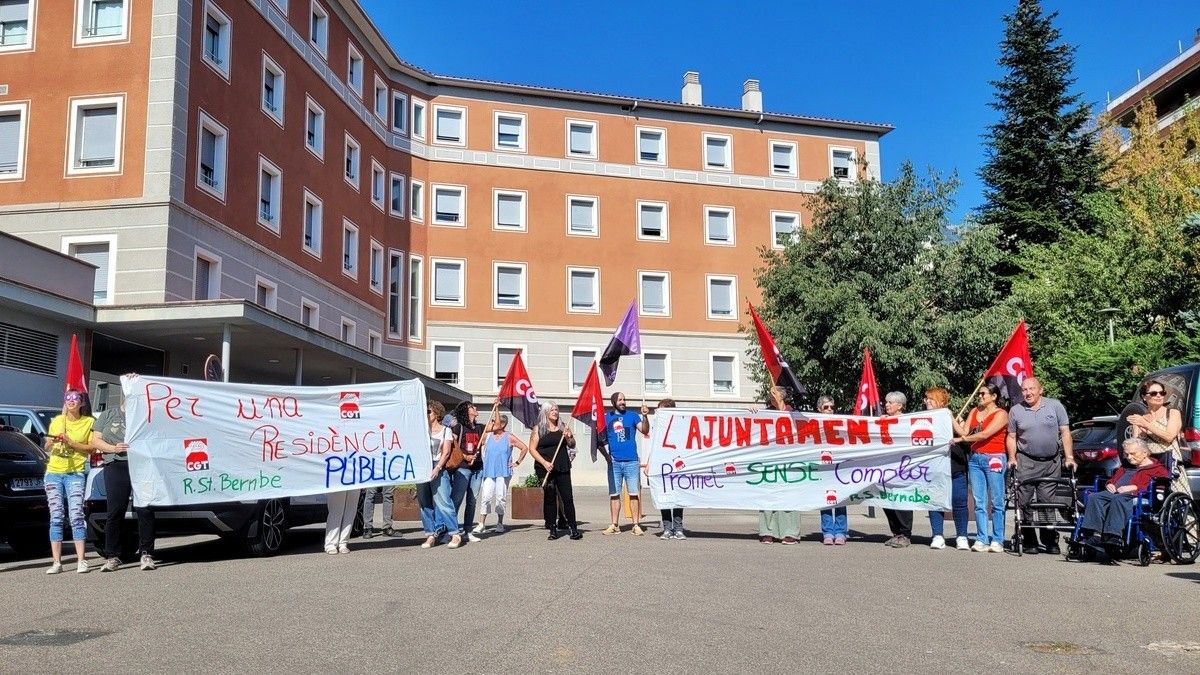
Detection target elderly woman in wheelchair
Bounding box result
[1076,438,1169,550]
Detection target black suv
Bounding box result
[0,428,49,556]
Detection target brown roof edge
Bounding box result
[1107,44,1200,120]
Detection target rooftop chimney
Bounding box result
[741,79,762,112]
[682,71,702,105]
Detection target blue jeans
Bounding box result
[967,453,1007,545]
[435,468,468,536]
[45,472,87,542]
[462,467,483,530]
[607,459,640,496]
[820,507,848,537]
[417,481,440,536]
[929,472,969,538]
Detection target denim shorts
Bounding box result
[608,459,640,496]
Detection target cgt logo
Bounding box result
[910,416,935,447]
[184,438,210,472]
[339,391,361,419]
[826,489,838,504]
[515,378,538,405]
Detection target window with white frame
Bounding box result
[389,173,405,217]
[0,0,32,50]
[409,179,424,221]
[493,190,525,231]
[495,346,522,389]
[261,55,284,123]
[411,99,426,142]
[69,97,123,174]
[373,76,387,120]
[257,157,282,231]
[77,0,128,43]
[494,112,525,152]
[570,349,596,390]
[772,211,799,249]
[408,255,423,340]
[567,267,599,314]
[343,134,359,188]
[197,111,227,198]
[391,91,407,134]
[202,2,231,78]
[302,190,322,256]
[268,0,288,12]
[304,97,324,158]
[340,318,355,344]
[431,258,464,306]
[710,354,738,396]
[368,240,383,293]
[493,263,526,310]
[643,352,669,394]
[703,134,731,171]
[194,250,220,300]
[254,277,277,311]
[636,127,665,165]
[387,251,403,337]
[432,185,464,225]
[65,239,114,304]
[300,298,318,329]
[566,119,596,158]
[370,160,384,210]
[831,148,856,181]
[567,196,597,236]
[638,272,669,316]
[0,103,28,180]
[706,275,736,320]
[432,344,462,384]
[770,141,797,177]
[637,201,667,240]
[346,44,363,97]
[368,330,381,355]
[704,207,734,245]
[341,220,358,278]
[433,105,464,145]
[309,0,328,57]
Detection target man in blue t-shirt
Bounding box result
[600,392,650,535]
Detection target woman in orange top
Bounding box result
[954,383,1009,553]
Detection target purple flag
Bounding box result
[599,300,641,386]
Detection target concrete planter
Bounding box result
[391,487,421,522]
[509,486,543,521]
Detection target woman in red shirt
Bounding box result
[954,383,1009,553]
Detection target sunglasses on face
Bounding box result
[1146,390,1166,397]
[819,406,833,412]
[64,396,81,403]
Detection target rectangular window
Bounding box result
[194,250,220,300]
[391,91,408,134]
[431,258,464,306]
[304,96,324,158]
[370,160,384,210]
[411,99,426,142]
[567,267,599,314]
[637,201,667,241]
[0,103,28,180]
[408,255,423,341]
[706,275,736,320]
[346,44,363,97]
[368,240,383,293]
[340,318,355,344]
[261,54,285,124]
[703,134,731,171]
[202,2,231,78]
[493,190,526,231]
[341,220,358,278]
[0,0,33,50]
[704,207,734,245]
[409,179,424,221]
[254,277,277,311]
[638,272,669,317]
[432,344,462,385]
[373,76,387,121]
[567,196,597,236]
[772,212,799,249]
[493,263,526,310]
[494,112,526,152]
[831,147,856,181]
[387,251,403,337]
[302,190,322,256]
[301,298,318,329]
[343,134,359,189]
[495,346,523,389]
[197,111,227,199]
[770,141,797,177]
[433,105,464,145]
[77,0,128,43]
[566,119,596,158]
[389,173,405,217]
[69,97,123,174]
[368,331,381,356]
[66,240,113,304]
[570,349,596,390]
[257,156,282,232]
[636,127,665,165]
[309,1,328,57]
[643,352,669,394]
[432,185,464,225]
[710,354,738,396]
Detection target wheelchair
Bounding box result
[1007,466,1082,556]
[1065,472,1200,566]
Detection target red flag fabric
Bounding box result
[570,361,607,462]
[65,334,86,393]
[496,351,540,430]
[747,302,808,405]
[854,347,881,416]
[983,320,1033,403]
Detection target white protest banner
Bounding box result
[123,376,430,506]
[647,408,952,511]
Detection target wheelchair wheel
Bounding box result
[1159,493,1199,564]
[1137,540,1152,567]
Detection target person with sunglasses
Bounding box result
[1126,379,1188,496]
[43,389,95,574]
[955,383,1009,553]
[815,396,848,546]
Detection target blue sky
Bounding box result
[361,1,1197,224]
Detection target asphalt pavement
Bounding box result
[1,487,1198,674]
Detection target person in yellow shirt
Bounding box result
[43,390,95,574]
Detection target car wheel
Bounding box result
[6,530,47,558]
[244,499,287,557]
[1114,402,1148,449]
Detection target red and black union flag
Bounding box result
[748,302,808,407]
[571,361,607,462]
[497,351,540,429]
[983,320,1033,404]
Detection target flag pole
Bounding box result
[540,434,567,487]
[955,376,987,421]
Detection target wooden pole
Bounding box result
[955,375,987,420]
[540,434,567,488]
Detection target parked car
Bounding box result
[0,405,57,448]
[85,465,363,557]
[0,428,49,556]
[1071,415,1121,488]
[1116,363,1200,498]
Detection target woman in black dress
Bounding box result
[527,402,582,540]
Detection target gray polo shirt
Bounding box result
[93,407,127,464]
[1007,397,1069,459]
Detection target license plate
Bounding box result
[11,477,43,491]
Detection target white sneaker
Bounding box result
[492,523,506,534]
[988,541,1004,553]
[139,554,157,571]
[971,540,988,552]
[955,536,970,550]
[76,560,90,574]
[324,546,338,555]
[337,544,350,554]
[929,535,946,549]
[471,523,486,534]
[467,533,482,543]
[46,562,63,575]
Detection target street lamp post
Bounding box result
[1099,307,1120,344]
